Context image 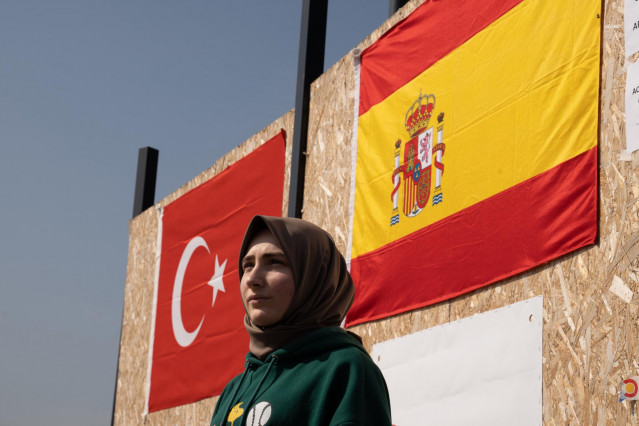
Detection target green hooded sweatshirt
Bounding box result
[210,327,392,426]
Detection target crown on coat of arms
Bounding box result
[405,93,436,137]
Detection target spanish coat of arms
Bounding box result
[390,93,446,226]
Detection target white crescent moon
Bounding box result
[172,236,209,347]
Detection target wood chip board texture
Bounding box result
[115,0,639,423]
[307,0,639,424]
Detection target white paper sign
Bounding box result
[627,61,639,153]
[372,297,543,426]
[626,0,639,57]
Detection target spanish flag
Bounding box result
[346,0,600,326]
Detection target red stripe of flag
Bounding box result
[359,0,523,116]
[346,146,597,327]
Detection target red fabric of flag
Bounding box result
[147,131,286,412]
[349,148,597,324]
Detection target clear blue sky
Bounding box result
[0,1,389,424]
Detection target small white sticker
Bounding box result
[626,61,639,154]
[609,275,634,304]
[626,0,639,57]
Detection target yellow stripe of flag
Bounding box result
[352,0,600,258]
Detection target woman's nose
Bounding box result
[244,264,265,286]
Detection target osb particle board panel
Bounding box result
[116,0,639,423]
[306,0,639,424]
[113,111,293,426]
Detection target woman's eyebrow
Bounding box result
[242,251,285,262]
[261,252,287,260]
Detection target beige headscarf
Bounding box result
[238,215,355,358]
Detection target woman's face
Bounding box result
[240,229,295,327]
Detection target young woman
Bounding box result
[210,215,392,426]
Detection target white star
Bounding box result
[207,255,227,307]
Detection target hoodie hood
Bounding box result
[245,327,365,368]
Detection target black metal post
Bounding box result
[132,147,159,218]
[389,0,409,17]
[288,0,328,218]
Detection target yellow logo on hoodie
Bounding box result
[227,402,244,426]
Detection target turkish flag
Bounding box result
[147,131,286,412]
